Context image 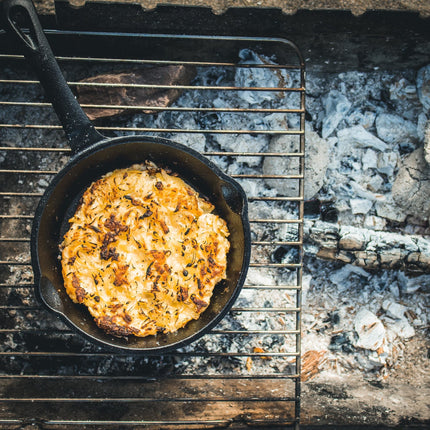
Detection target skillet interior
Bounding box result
[32,135,250,352]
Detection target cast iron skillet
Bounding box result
[3,0,251,352]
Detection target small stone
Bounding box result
[406,252,422,269]
[377,152,399,177]
[362,148,378,170]
[336,199,350,213]
[349,180,381,201]
[375,113,418,148]
[366,174,384,193]
[356,352,385,371]
[390,319,415,339]
[417,249,430,268]
[337,125,388,152]
[382,300,408,320]
[375,195,407,223]
[354,308,386,351]
[350,198,373,215]
[38,178,49,188]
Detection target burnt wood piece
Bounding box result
[76,65,196,120]
[304,220,430,274]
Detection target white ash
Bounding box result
[321,90,352,139]
[235,48,298,108]
[391,146,430,221]
[354,308,386,351]
[263,129,330,200]
[303,257,429,378]
[305,66,429,230]
[375,113,419,152]
[337,125,388,152]
[350,198,373,215]
[2,48,430,381]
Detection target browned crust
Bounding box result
[72,273,86,303]
[95,315,140,337]
[104,214,128,234]
[191,295,208,312]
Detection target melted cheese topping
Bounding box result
[60,164,230,338]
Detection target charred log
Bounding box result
[305,220,430,274]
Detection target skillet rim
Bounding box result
[31,134,251,353]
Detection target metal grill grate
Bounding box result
[0,30,305,429]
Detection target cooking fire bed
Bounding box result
[0,30,305,429]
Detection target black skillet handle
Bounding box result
[3,0,104,153]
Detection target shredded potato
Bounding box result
[60,163,230,338]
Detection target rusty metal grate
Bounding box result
[0,29,305,429]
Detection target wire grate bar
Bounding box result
[0,29,304,429]
[0,236,301,244]
[0,261,302,268]
[0,396,299,403]
[0,374,301,380]
[0,53,302,69]
[0,123,303,135]
[0,305,301,312]
[0,238,302,246]
[0,283,300,290]
[0,169,57,174]
[0,192,43,197]
[0,419,235,427]
[0,169,304,179]
[0,146,71,152]
[0,82,304,91]
[0,328,299,335]
[250,219,302,223]
[0,351,300,358]
[0,419,297,428]
[0,238,303,246]
[0,146,305,157]
[0,100,304,114]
